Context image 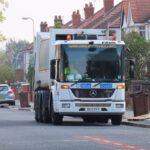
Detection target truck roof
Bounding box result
[37,28,123,41]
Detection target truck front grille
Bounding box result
[71,89,115,98]
[75,103,111,107]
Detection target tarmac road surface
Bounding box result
[0,108,149,150]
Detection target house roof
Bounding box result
[41,0,150,33]
[125,0,150,23]
[64,20,72,28]
[92,2,122,29]
[79,8,104,28]
[65,1,123,29]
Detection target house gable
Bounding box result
[127,1,134,26]
[122,15,127,29]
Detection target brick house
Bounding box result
[63,0,150,40]
[64,0,123,29]
[39,0,150,41]
[20,42,33,81]
[39,0,123,31]
[122,0,150,40]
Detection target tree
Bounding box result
[0,50,9,64]
[123,32,150,80]
[0,0,8,41]
[5,39,29,69]
[0,64,15,83]
[0,51,15,83]
[26,61,34,87]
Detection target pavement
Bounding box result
[2,100,150,128]
[122,110,150,128]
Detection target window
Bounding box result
[139,26,145,38]
[39,39,49,71]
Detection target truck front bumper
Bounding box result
[54,100,125,115]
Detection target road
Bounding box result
[0,108,149,150]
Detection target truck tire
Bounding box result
[42,95,51,123]
[111,115,122,125]
[50,100,62,125]
[37,93,43,122]
[34,93,39,122]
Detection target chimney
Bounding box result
[54,16,62,24]
[54,15,63,28]
[72,10,81,27]
[40,22,48,32]
[103,0,114,14]
[84,2,94,19]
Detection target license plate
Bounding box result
[86,107,101,112]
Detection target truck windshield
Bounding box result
[61,44,124,82]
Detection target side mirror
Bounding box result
[50,59,56,79]
[129,59,135,79]
[50,59,56,66]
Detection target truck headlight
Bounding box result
[116,104,124,108]
[62,103,70,108]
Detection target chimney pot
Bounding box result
[84,2,94,19]
[54,15,63,28]
[40,21,48,32]
[54,16,57,20]
[89,2,93,7]
[58,16,61,20]
[72,11,76,15]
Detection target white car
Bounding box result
[0,84,15,105]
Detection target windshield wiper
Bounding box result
[70,79,90,87]
[93,79,120,87]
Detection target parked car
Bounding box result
[0,84,15,105]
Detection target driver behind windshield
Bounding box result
[64,63,82,81]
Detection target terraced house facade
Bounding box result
[63,0,150,40]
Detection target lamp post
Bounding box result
[148,20,150,40]
[22,17,35,97]
[22,17,35,42]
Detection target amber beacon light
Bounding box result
[66,35,72,40]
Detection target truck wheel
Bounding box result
[42,99,51,123]
[34,94,39,122]
[111,115,122,125]
[50,101,62,125]
[37,93,43,122]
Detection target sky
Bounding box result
[0,0,121,48]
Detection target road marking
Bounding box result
[126,145,136,149]
[63,139,89,142]
[79,136,148,150]
[113,142,122,146]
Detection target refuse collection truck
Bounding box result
[33,28,125,125]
